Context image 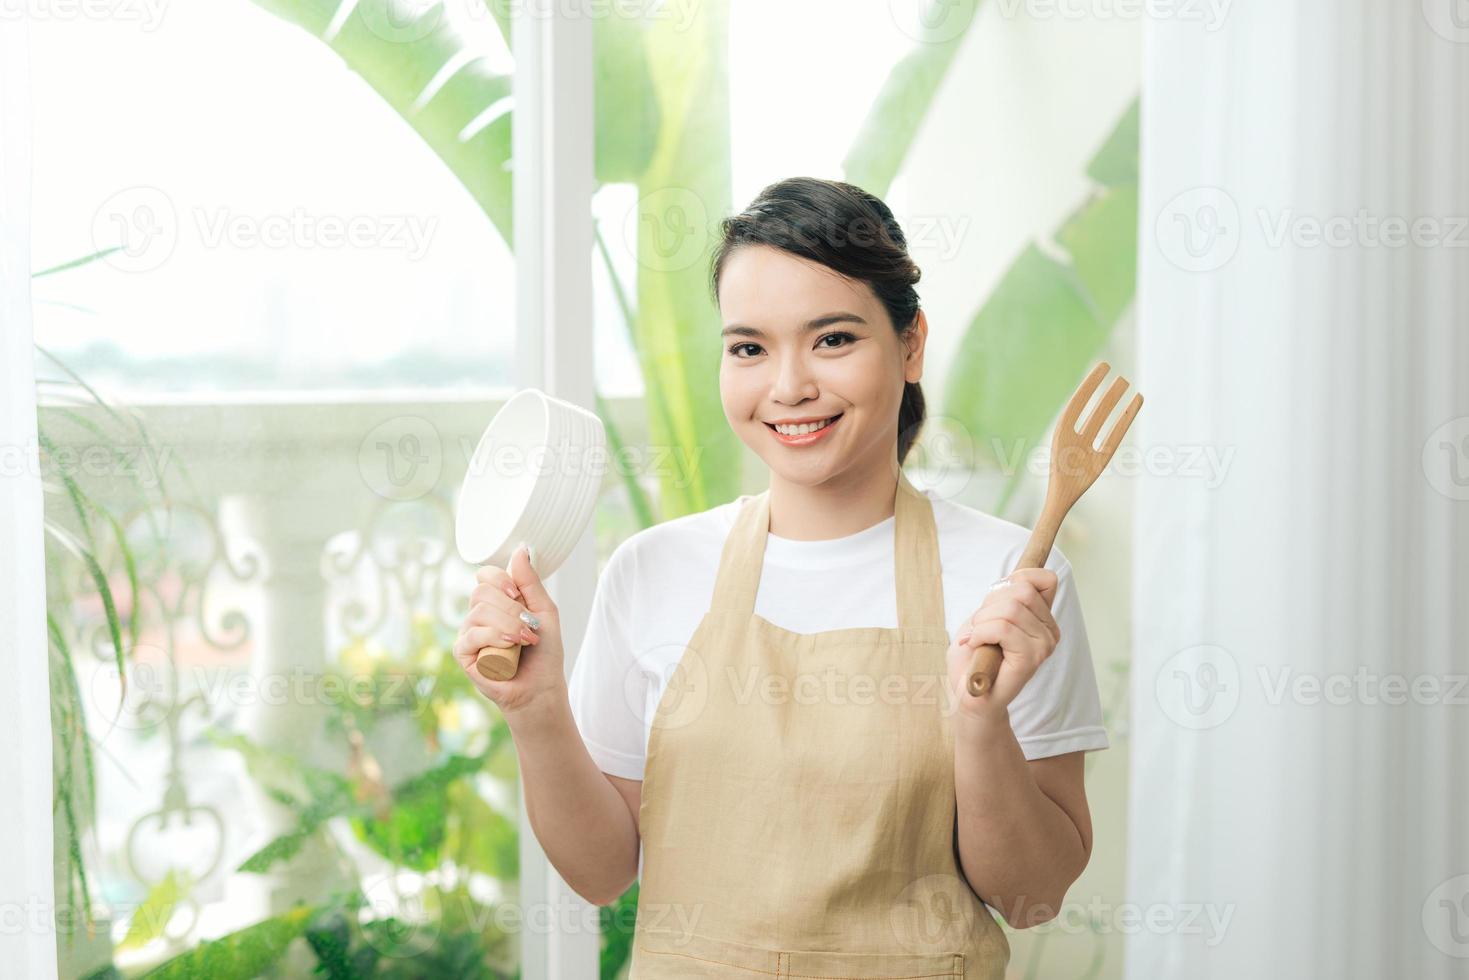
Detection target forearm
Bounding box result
[505,687,640,905]
[953,712,1087,927]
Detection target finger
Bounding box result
[475,565,522,601]
[988,580,1060,642]
[961,600,1055,651]
[469,583,526,614]
[453,626,514,666]
[1008,568,1058,605]
[959,618,1015,653]
[996,597,1053,644]
[462,600,539,639]
[968,602,1046,647]
[1004,585,1060,642]
[507,543,553,615]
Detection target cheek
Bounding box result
[719,365,759,418]
[831,350,902,411]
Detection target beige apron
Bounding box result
[629,471,1010,979]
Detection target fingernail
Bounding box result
[519,610,540,631]
[957,630,972,645]
[522,543,535,569]
[519,627,537,644]
[503,582,521,600]
[501,632,519,645]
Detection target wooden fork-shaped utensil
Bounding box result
[965,362,1144,698]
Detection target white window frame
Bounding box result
[0,10,60,979]
[511,6,602,976]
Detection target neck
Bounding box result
[766,452,903,541]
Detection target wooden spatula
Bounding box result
[965,362,1144,698]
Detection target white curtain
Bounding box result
[1129,3,1469,978]
[0,14,57,979]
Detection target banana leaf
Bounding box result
[943,98,1140,516]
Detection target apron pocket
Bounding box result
[635,928,963,979]
[783,947,963,979]
[635,928,782,976]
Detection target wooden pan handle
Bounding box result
[966,643,1006,698]
[474,643,523,681]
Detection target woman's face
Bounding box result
[717,244,926,487]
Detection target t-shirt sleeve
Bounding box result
[1005,552,1111,760]
[566,541,648,780]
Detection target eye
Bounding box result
[817,331,856,349]
[726,342,762,358]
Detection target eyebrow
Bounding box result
[720,311,869,338]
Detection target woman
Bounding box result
[453,177,1108,978]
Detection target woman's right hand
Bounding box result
[453,544,567,719]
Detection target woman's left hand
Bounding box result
[946,568,1061,718]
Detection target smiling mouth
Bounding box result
[764,413,843,439]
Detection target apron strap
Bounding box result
[894,470,947,631]
[709,470,946,632]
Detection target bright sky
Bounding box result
[27,0,910,397]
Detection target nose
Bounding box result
[770,350,819,405]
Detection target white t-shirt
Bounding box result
[567,487,1110,781]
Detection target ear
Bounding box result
[903,309,928,384]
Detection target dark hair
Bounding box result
[709,177,927,465]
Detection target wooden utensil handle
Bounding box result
[964,517,1062,699]
[474,643,523,681]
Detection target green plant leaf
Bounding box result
[252,0,661,248]
[945,245,1107,463]
[349,751,490,869]
[942,98,1140,515]
[32,246,125,278]
[118,868,190,952]
[631,0,740,517]
[1057,183,1138,327]
[138,905,315,979]
[600,881,639,980]
[590,226,656,528]
[594,15,659,183]
[41,513,128,706]
[252,0,515,243]
[444,781,518,879]
[1083,97,1139,187]
[842,0,981,197]
[238,826,321,874]
[36,345,182,503]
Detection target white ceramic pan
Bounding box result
[455,388,606,680]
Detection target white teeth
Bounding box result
[773,416,835,436]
